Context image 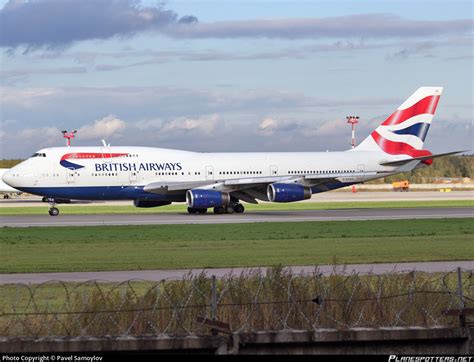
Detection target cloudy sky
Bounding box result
[0,0,472,158]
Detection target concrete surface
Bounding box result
[1,260,472,284]
[1,327,471,354]
[1,206,472,227]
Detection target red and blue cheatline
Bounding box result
[60,152,128,170]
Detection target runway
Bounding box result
[1,207,472,227]
[1,261,472,284]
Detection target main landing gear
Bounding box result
[186,201,245,215]
[187,207,207,214]
[213,202,245,214]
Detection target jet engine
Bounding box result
[267,183,311,202]
[186,189,230,209]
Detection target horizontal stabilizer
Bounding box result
[380,150,467,167]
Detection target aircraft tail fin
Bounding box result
[355,87,443,159]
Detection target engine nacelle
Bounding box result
[186,189,230,209]
[133,200,172,208]
[267,183,312,203]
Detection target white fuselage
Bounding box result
[2,146,395,202]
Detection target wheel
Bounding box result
[187,207,198,214]
[225,205,234,214]
[48,207,59,216]
[197,208,207,214]
[3,194,9,199]
[234,203,245,214]
[213,206,225,214]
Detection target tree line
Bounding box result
[375,155,473,183]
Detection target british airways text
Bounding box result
[95,162,182,172]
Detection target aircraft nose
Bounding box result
[2,169,15,187]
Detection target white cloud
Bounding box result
[16,126,62,150]
[78,115,126,140]
[19,126,60,139]
[0,87,61,107]
[167,15,473,40]
[1,85,471,158]
[317,118,347,136]
[161,114,219,135]
[258,118,280,136]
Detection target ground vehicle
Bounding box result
[392,180,409,191]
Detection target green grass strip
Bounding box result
[1,218,473,273]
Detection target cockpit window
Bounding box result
[31,153,46,158]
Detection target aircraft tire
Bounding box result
[234,203,245,213]
[213,206,225,214]
[225,205,234,214]
[197,208,207,214]
[187,207,198,214]
[49,207,59,216]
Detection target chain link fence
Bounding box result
[1,266,472,338]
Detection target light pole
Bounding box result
[346,116,359,149]
[61,130,77,147]
[346,116,359,193]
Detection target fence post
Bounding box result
[457,267,466,327]
[211,275,218,335]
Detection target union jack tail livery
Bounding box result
[356,87,442,162]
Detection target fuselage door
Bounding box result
[357,164,365,174]
[67,169,75,183]
[205,165,214,180]
[270,165,278,176]
[129,170,137,183]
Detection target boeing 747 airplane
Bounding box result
[2,87,461,216]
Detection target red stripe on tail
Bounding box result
[382,95,440,126]
[371,131,416,155]
[372,131,433,163]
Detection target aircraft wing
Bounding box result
[143,171,378,202]
[144,180,213,193]
[143,176,294,194]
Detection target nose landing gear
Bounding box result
[48,207,59,216]
[46,198,60,216]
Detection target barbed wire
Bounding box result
[1,267,472,338]
[2,289,471,317]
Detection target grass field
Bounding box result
[0,199,473,215]
[1,218,472,273]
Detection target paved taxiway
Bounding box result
[1,207,472,227]
[1,261,472,284]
